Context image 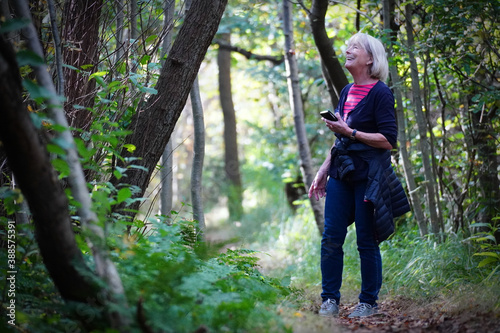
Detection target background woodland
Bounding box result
[0,0,499,332]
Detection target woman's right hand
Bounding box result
[308,171,328,201]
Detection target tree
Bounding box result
[62,0,104,131]
[382,0,427,236]
[1,1,128,328]
[111,0,228,225]
[308,0,349,106]
[405,3,442,235]
[218,31,244,222]
[160,0,176,222]
[283,0,324,234]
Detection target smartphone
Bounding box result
[320,110,338,121]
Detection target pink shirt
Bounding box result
[342,82,377,121]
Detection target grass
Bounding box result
[215,195,500,315]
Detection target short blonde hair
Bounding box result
[347,33,389,82]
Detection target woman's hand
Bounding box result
[322,112,350,136]
[323,112,393,150]
[308,170,328,201]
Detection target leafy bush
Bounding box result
[0,216,292,332]
[117,219,292,333]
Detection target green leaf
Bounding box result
[478,257,498,268]
[113,169,123,180]
[51,158,70,179]
[117,188,132,204]
[62,64,79,71]
[0,18,31,33]
[16,50,45,66]
[123,144,136,153]
[139,54,151,65]
[139,86,158,95]
[473,252,500,259]
[144,34,158,44]
[46,143,67,156]
[89,71,108,80]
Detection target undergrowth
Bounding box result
[0,217,293,332]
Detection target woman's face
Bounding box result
[345,41,373,73]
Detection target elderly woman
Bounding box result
[309,33,410,318]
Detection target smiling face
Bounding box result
[345,41,373,76]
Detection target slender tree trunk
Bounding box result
[185,0,206,231]
[405,3,441,235]
[160,0,176,221]
[383,0,427,236]
[218,32,244,221]
[190,77,206,232]
[283,0,324,234]
[115,0,125,65]
[111,0,228,223]
[62,0,103,131]
[309,0,348,106]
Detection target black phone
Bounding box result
[320,110,338,121]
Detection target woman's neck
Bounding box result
[352,76,378,85]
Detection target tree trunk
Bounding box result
[0,33,109,330]
[405,3,441,235]
[218,32,244,221]
[471,107,500,229]
[382,0,427,236]
[9,1,129,328]
[283,0,324,234]
[160,0,176,221]
[111,0,228,223]
[309,0,349,106]
[62,0,103,131]
[190,77,206,232]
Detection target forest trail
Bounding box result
[204,223,500,333]
[290,297,500,333]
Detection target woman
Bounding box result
[309,33,410,318]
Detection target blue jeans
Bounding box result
[321,178,382,306]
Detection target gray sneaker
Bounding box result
[348,302,378,318]
[319,299,339,316]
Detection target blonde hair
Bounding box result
[347,33,389,82]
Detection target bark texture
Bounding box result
[62,0,104,131]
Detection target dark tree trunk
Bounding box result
[309,0,349,107]
[62,0,104,131]
[471,108,500,233]
[218,32,244,221]
[111,0,228,222]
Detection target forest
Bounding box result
[0,0,499,332]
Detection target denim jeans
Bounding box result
[321,178,382,306]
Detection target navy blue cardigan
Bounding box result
[329,81,398,181]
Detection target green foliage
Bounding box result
[116,220,292,333]
[466,220,500,275]
[380,225,499,301]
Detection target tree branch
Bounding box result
[213,39,284,65]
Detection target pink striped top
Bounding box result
[343,82,377,121]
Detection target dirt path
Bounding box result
[291,297,500,333]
